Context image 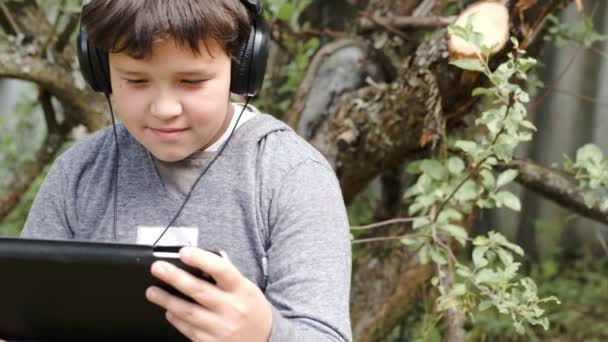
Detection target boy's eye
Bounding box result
[124,79,147,84]
[182,80,206,85]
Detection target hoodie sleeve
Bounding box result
[265,159,352,342]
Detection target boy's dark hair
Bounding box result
[81,0,252,59]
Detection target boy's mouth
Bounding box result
[151,127,187,133]
[149,127,188,141]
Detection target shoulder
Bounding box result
[57,126,112,159]
[251,114,347,239]
[253,114,334,177]
[52,124,132,176]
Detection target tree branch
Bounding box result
[0,1,107,220]
[505,159,608,225]
[54,12,79,53]
[0,90,72,221]
[359,14,455,32]
[0,132,69,221]
[39,0,66,58]
[38,87,58,132]
[0,43,107,131]
[0,2,21,35]
[351,246,435,341]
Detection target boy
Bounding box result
[19,0,352,341]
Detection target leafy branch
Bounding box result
[561,144,608,210]
[396,21,560,337]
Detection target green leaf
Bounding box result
[447,157,465,174]
[511,37,520,48]
[454,140,478,154]
[478,300,493,311]
[430,248,448,265]
[448,25,468,40]
[403,185,420,198]
[480,44,493,58]
[413,217,431,229]
[517,91,531,103]
[408,202,425,216]
[473,246,488,268]
[456,264,472,278]
[439,224,468,246]
[406,160,423,174]
[437,208,463,223]
[450,58,485,72]
[480,169,496,190]
[472,87,494,97]
[455,180,478,202]
[420,159,446,180]
[418,245,430,264]
[476,198,496,208]
[401,236,424,250]
[495,191,521,211]
[496,169,519,188]
[474,268,496,284]
[277,3,295,22]
[497,238,525,256]
[576,144,603,165]
[451,283,466,296]
[496,247,514,266]
[495,140,515,161]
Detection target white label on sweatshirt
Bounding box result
[136,226,199,246]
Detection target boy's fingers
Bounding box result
[146,286,219,334]
[150,261,225,310]
[180,247,241,291]
[165,311,214,342]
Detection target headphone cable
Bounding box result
[106,98,251,245]
[153,6,258,246]
[106,94,119,241]
[152,98,251,246]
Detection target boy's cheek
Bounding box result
[114,93,147,118]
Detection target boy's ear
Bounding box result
[229,3,269,97]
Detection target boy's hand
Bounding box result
[146,247,273,342]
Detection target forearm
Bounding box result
[269,307,351,342]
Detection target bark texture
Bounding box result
[507,159,608,226]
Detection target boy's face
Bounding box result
[109,38,233,162]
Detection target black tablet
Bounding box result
[0,237,215,341]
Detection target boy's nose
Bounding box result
[150,94,182,119]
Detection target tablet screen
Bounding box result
[0,238,210,341]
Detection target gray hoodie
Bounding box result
[21,113,353,341]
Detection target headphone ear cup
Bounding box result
[230,13,269,97]
[77,28,112,95]
[230,29,255,96]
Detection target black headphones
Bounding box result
[77,0,269,97]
